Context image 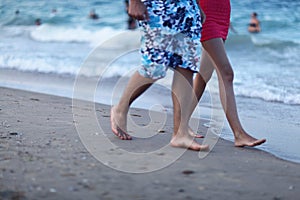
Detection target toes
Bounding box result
[235,138,266,147]
[194,134,204,138]
[188,144,200,151]
[248,138,266,147]
[116,127,132,140]
[112,129,123,139]
[123,133,132,140]
[190,133,204,138]
[189,142,209,151]
[110,107,131,140]
[252,138,266,146]
[111,125,131,140]
[200,145,209,151]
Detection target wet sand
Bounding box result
[0,86,299,200]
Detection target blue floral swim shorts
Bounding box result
[138,0,202,79]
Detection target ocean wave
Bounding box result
[0,54,79,75]
[0,52,139,78]
[1,15,38,26]
[30,24,123,46]
[0,26,141,78]
[0,14,68,27]
[0,9,76,27]
[250,36,299,48]
[235,86,300,105]
[226,34,299,49]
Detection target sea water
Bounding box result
[0,0,299,163]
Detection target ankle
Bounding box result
[233,127,245,138]
[172,128,189,138]
[113,104,128,115]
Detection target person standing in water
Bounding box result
[89,9,99,20]
[248,12,261,33]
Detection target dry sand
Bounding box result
[0,86,299,200]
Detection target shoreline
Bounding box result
[1,68,300,164]
[1,86,300,199]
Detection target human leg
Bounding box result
[201,38,266,147]
[111,71,156,140]
[191,49,215,114]
[170,67,209,151]
[188,49,215,138]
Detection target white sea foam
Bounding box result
[30,24,123,47]
[0,54,79,75]
[234,83,300,105]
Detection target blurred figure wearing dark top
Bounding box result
[35,18,41,26]
[248,12,261,33]
[89,9,99,20]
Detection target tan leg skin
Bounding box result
[192,49,215,108]
[188,49,214,138]
[111,71,156,140]
[194,38,266,147]
[170,67,209,151]
[111,68,208,151]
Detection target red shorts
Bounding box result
[200,0,231,42]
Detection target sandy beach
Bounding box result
[0,86,299,200]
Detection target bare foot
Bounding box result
[170,133,209,151]
[188,127,204,138]
[234,132,266,147]
[110,106,132,140]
